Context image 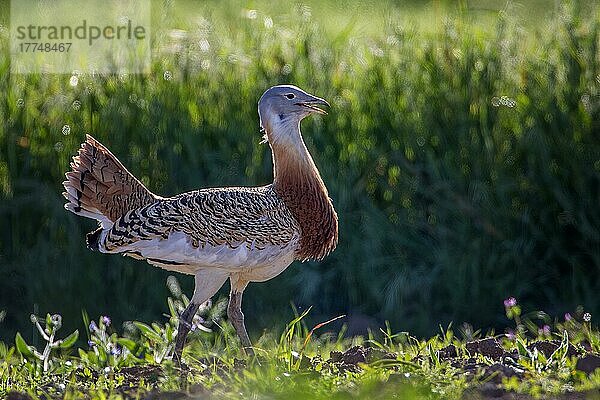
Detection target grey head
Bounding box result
[258,85,329,140]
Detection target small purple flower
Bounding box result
[564,313,572,321]
[538,325,551,336]
[89,321,98,333]
[110,346,121,356]
[505,330,516,340]
[504,297,517,308]
[102,316,111,327]
[191,315,206,332]
[88,340,96,347]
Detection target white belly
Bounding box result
[120,231,298,281]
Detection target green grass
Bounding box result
[1,280,599,399]
[1,1,600,397]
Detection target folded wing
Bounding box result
[99,186,301,271]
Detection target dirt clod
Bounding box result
[438,344,458,361]
[339,345,367,366]
[476,382,510,398]
[328,346,396,372]
[466,338,504,360]
[576,354,600,374]
[481,363,524,384]
[528,341,558,358]
[6,392,34,400]
[300,354,313,369]
[119,364,163,385]
[330,350,343,363]
[233,358,247,371]
[528,340,580,358]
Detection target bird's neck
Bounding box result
[268,123,338,261]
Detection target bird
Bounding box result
[62,85,338,360]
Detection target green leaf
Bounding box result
[549,330,569,365]
[116,338,138,352]
[59,330,79,349]
[536,348,548,365]
[166,324,173,342]
[5,346,15,361]
[428,342,440,367]
[151,322,163,334]
[78,348,88,360]
[82,310,91,339]
[134,322,163,342]
[167,297,177,319]
[181,294,190,307]
[98,347,107,364]
[516,337,529,358]
[15,332,35,359]
[45,313,52,328]
[88,351,98,366]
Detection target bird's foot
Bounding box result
[173,349,192,374]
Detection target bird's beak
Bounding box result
[296,96,330,115]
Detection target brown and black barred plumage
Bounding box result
[64,135,156,223]
[63,85,338,359]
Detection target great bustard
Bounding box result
[63,85,338,359]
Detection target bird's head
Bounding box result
[258,85,329,146]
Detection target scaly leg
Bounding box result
[228,277,254,356]
[173,270,228,365]
[174,300,200,364]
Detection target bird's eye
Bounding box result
[285,93,295,99]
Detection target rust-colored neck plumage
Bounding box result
[268,127,338,261]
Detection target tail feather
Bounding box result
[63,135,157,226]
[86,228,103,251]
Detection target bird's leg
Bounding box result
[172,270,229,366]
[174,300,200,365]
[228,279,254,356]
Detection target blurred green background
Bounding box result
[0,0,599,345]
